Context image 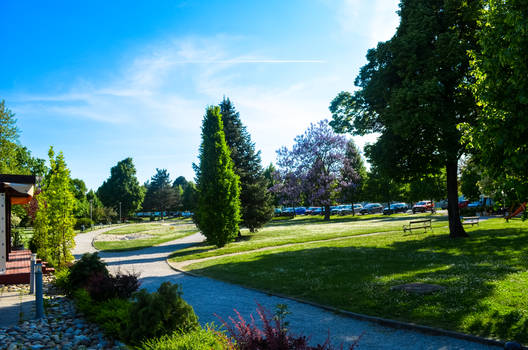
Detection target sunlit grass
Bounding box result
[169,213,446,262]
[184,218,528,343]
[94,219,198,251]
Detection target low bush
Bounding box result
[138,324,233,350]
[75,217,94,230]
[73,289,131,339]
[123,282,199,345]
[86,271,141,301]
[68,252,109,294]
[219,304,360,350]
[53,268,71,292]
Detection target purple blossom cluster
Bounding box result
[272,120,361,210]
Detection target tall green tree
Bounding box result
[97,158,145,219]
[70,178,89,218]
[32,147,76,267]
[339,140,367,215]
[194,106,241,247]
[330,0,480,237]
[468,0,528,200]
[181,181,198,212]
[219,98,273,232]
[143,168,179,218]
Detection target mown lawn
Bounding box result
[184,218,528,343]
[94,219,198,251]
[169,213,446,262]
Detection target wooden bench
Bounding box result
[403,219,432,233]
[462,216,479,226]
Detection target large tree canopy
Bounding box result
[219,98,273,232]
[330,0,480,237]
[468,0,528,200]
[97,158,145,218]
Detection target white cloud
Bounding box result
[339,0,400,45]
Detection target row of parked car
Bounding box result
[275,200,437,216]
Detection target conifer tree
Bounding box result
[33,147,76,267]
[194,106,241,247]
[219,98,273,232]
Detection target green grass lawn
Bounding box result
[169,213,446,262]
[94,219,198,251]
[183,217,528,343]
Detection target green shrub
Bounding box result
[73,288,97,317]
[138,325,233,350]
[123,282,199,345]
[72,288,131,339]
[68,252,109,294]
[94,298,131,339]
[75,217,94,230]
[53,268,71,292]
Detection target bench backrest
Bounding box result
[409,219,432,225]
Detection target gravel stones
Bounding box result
[0,282,126,350]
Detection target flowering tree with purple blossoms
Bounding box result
[273,120,360,221]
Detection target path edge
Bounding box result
[166,259,510,349]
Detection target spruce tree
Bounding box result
[195,106,241,247]
[33,147,76,267]
[219,97,273,232]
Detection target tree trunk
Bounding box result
[446,160,468,238]
[352,201,355,216]
[324,204,330,221]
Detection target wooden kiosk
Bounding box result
[0,174,35,275]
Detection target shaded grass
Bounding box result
[169,213,445,262]
[186,218,528,343]
[94,220,198,251]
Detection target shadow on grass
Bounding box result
[189,226,528,343]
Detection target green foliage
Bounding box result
[97,157,145,218]
[68,252,109,294]
[408,170,447,203]
[75,217,93,230]
[468,0,528,200]
[32,147,76,267]
[181,181,198,212]
[460,158,481,201]
[194,106,241,247]
[73,288,131,339]
[220,98,273,232]
[138,325,232,350]
[124,282,199,345]
[143,168,180,216]
[53,268,71,292]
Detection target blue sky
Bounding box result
[1,0,400,190]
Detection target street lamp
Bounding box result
[119,201,122,223]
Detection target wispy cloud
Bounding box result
[338,0,400,45]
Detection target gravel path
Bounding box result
[73,227,503,349]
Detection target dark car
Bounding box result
[412,200,434,213]
[383,203,408,215]
[359,203,383,215]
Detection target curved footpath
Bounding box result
[73,227,502,350]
